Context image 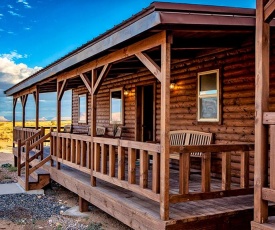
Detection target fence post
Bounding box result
[40,127,45,160]
[17,139,21,176]
[25,140,30,191]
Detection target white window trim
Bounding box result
[197,69,219,122]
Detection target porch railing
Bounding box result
[169,144,254,203]
[13,127,255,217]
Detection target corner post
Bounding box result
[160,31,172,221]
[91,69,97,186]
[254,0,270,223]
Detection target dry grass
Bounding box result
[0,121,71,153]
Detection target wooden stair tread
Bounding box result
[33,168,49,175]
[19,175,37,184]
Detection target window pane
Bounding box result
[200,97,217,119]
[111,90,122,123]
[79,94,87,123]
[200,72,217,95]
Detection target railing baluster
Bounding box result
[240,151,249,188]
[17,139,22,176]
[94,143,100,172]
[87,141,91,169]
[76,140,81,165]
[140,150,148,188]
[71,139,76,163]
[81,140,87,167]
[109,145,115,177]
[25,140,30,191]
[179,152,190,195]
[101,144,108,174]
[202,152,211,192]
[66,138,71,161]
[222,152,231,190]
[128,147,136,184]
[152,152,160,193]
[62,137,66,160]
[118,146,125,180]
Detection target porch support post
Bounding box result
[56,80,67,169]
[254,0,270,223]
[13,98,17,128]
[20,94,28,128]
[13,97,18,167]
[33,86,39,129]
[160,31,172,221]
[91,69,97,186]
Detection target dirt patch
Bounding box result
[0,153,131,230]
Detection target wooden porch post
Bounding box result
[34,86,39,129]
[20,94,28,128]
[56,80,67,169]
[160,31,172,221]
[91,69,97,186]
[254,0,270,223]
[13,97,18,167]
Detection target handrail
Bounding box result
[21,129,42,146]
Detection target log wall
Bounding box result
[71,39,275,183]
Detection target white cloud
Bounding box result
[39,117,47,121]
[0,116,9,121]
[0,51,42,84]
[8,11,22,17]
[7,5,13,9]
[17,0,31,9]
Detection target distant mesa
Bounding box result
[51,116,71,121]
[0,116,9,122]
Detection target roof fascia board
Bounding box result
[159,12,255,27]
[5,11,161,96]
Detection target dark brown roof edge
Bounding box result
[152,1,255,16]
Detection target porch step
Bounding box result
[18,169,50,191]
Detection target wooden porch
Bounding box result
[12,126,259,229]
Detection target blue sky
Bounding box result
[0,0,255,121]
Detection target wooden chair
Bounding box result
[169,130,213,159]
[88,126,106,136]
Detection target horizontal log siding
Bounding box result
[70,41,275,184]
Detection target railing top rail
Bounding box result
[170,143,254,153]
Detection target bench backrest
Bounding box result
[170,130,213,157]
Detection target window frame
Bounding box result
[197,69,220,123]
[110,87,124,125]
[78,93,87,123]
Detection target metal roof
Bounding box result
[4,2,256,96]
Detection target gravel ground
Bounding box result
[0,193,69,224]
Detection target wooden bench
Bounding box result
[169,130,213,159]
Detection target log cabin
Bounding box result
[4,1,275,229]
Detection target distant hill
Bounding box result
[0,116,9,122]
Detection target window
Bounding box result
[197,69,219,122]
[110,88,124,124]
[78,94,87,123]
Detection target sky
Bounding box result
[0,0,255,122]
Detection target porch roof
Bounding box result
[4,2,256,96]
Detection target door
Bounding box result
[136,84,155,142]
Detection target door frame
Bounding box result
[135,82,156,142]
